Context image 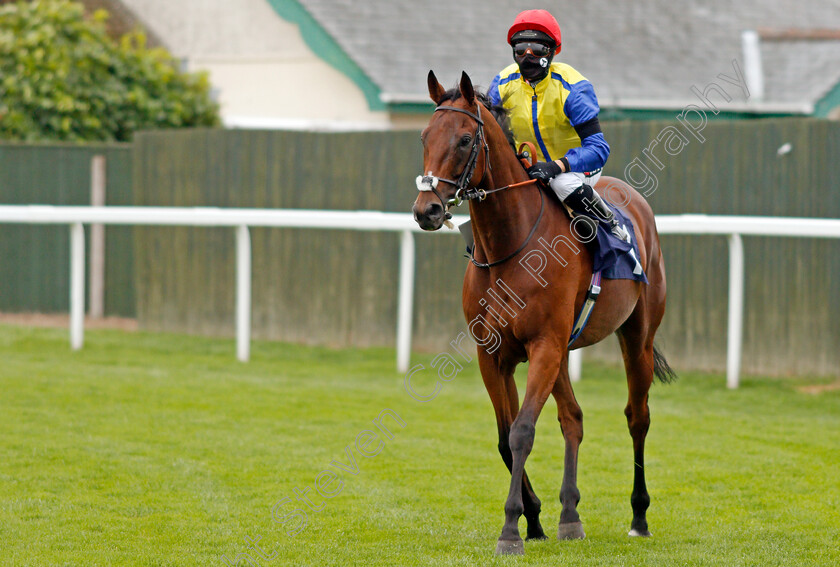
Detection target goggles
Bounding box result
[512,41,553,58]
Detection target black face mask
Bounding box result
[516,53,553,82]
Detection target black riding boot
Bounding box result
[563,184,631,243]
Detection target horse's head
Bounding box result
[412,71,489,231]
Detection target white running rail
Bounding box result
[1,206,839,388]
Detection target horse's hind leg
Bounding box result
[551,355,586,540]
[477,352,546,549]
[617,324,656,537]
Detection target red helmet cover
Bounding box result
[507,9,562,53]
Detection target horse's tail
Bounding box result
[652,344,678,384]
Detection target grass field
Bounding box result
[0,324,838,566]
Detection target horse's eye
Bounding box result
[460,135,472,147]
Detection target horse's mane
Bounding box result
[438,87,516,151]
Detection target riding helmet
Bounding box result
[507,9,562,53]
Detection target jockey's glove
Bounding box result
[526,160,563,182]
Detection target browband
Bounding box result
[435,105,484,125]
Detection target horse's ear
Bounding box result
[459,71,475,104]
[427,70,446,104]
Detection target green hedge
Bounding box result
[0,0,219,141]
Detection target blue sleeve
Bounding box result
[562,80,610,172]
[488,74,502,107]
[564,133,610,173]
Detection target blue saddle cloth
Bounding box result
[588,204,648,283]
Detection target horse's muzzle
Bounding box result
[412,201,445,231]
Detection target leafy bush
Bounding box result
[0,0,220,141]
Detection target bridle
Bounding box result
[415,102,544,269]
[415,104,490,212]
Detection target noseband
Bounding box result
[415,104,490,212]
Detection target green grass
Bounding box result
[0,324,838,566]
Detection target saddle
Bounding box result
[517,142,645,282]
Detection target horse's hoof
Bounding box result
[628,528,652,537]
[525,524,547,541]
[494,539,525,555]
[557,521,586,540]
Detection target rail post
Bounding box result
[396,230,416,373]
[569,349,583,382]
[726,233,745,388]
[236,225,252,362]
[70,222,86,350]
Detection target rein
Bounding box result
[416,103,543,268]
[468,188,544,268]
[457,178,538,203]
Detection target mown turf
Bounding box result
[0,324,837,566]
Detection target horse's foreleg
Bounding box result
[495,344,559,555]
[551,357,586,540]
[501,372,546,541]
[496,424,547,541]
[617,329,655,537]
[477,352,546,551]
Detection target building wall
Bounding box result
[389,112,435,131]
[117,0,390,126]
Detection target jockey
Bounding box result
[489,9,631,243]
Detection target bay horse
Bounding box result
[412,71,675,555]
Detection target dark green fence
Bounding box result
[594,118,840,375]
[132,119,840,376]
[0,142,134,316]
[1,121,837,376]
[132,129,431,342]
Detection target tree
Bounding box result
[0,0,220,141]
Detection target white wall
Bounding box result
[118,0,390,127]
